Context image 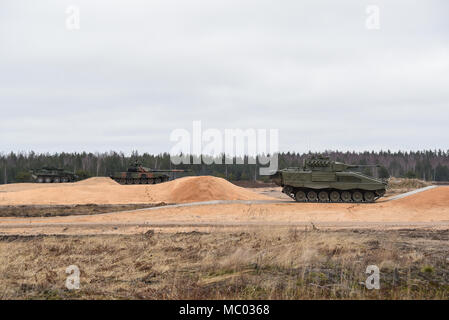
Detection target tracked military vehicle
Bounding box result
[111,160,188,185]
[270,157,387,203]
[31,167,78,183]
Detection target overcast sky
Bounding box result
[0,0,448,154]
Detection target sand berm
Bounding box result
[0,176,274,205]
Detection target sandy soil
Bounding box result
[0,177,448,235]
[0,176,273,205]
[0,186,448,234]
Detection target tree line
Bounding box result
[1,150,449,184]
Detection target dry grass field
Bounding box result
[1,227,448,300]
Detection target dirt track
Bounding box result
[0,177,448,235]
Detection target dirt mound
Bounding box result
[0,176,273,205]
[0,182,74,193]
[0,178,118,193]
[390,186,449,210]
[150,176,272,203]
[74,177,119,186]
[388,177,431,190]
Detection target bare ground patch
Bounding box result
[0,203,166,217]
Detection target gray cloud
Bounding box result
[0,0,448,154]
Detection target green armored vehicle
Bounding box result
[111,160,188,185]
[270,156,387,203]
[31,167,78,183]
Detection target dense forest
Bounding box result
[1,150,449,184]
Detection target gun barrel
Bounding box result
[347,164,380,168]
[149,169,191,172]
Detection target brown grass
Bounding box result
[0,227,447,300]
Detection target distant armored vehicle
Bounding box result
[110,161,188,185]
[270,156,387,202]
[31,167,78,183]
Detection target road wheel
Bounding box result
[37,177,44,183]
[318,191,329,202]
[295,190,307,202]
[134,179,141,184]
[119,178,126,184]
[341,191,352,202]
[45,177,52,183]
[126,178,133,185]
[142,178,148,184]
[307,191,317,202]
[154,178,162,184]
[330,191,340,202]
[53,177,60,183]
[352,191,363,202]
[364,191,375,202]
